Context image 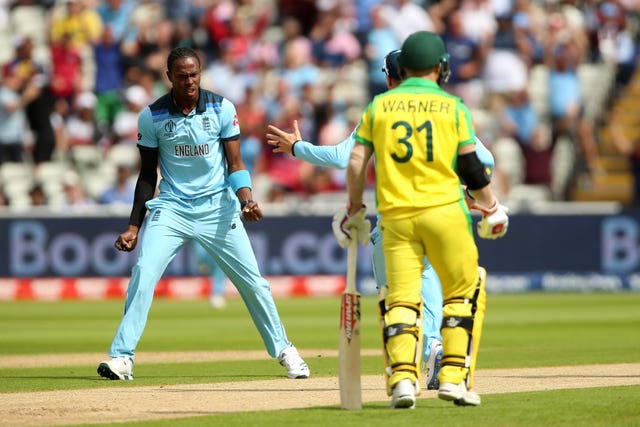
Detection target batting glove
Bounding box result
[473,200,509,240]
[332,206,371,248]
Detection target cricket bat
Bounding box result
[339,238,362,410]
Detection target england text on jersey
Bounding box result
[174,143,210,156]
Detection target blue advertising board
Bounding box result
[1,211,640,291]
[0,216,371,278]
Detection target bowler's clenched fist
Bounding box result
[115,227,139,252]
[241,200,263,222]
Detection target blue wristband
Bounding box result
[228,169,252,193]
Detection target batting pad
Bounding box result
[383,302,422,392]
[440,301,474,385]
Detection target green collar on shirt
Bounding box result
[398,77,441,90]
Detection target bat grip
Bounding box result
[346,238,358,294]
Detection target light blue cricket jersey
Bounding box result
[137,88,241,199]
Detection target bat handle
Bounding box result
[346,237,358,294]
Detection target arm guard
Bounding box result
[457,151,490,191]
[128,146,158,227]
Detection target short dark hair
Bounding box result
[167,47,200,72]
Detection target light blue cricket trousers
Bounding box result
[108,188,291,359]
[371,225,443,360]
[193,241,227,297]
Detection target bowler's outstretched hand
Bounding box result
[266,120,302,155]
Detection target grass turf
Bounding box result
[1,292,639,426]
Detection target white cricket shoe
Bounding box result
[390,379,417,409]
[422,340,443,390]
[97,356,134,381]
[278,346,310,379]
[209,295,226,309]
[438,381,481,406]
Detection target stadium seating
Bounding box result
[0,162,34,208]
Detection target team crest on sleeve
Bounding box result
[137,133,142,141]
[233,114,239,126]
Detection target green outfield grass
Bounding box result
[1,292,640,426]
[84,385,640,427]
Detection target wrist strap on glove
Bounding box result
[471,200,498,216]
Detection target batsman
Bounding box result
[267,49,498,398]
[336,31,509,408]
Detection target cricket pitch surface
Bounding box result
[1,350,638,427]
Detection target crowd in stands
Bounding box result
[0,0,638,212]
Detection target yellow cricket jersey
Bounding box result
[50,12,103,47]
[355,78,476,219]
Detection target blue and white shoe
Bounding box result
[423,340,443,390]
[278,346,310,379]
[97,356,134,381]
